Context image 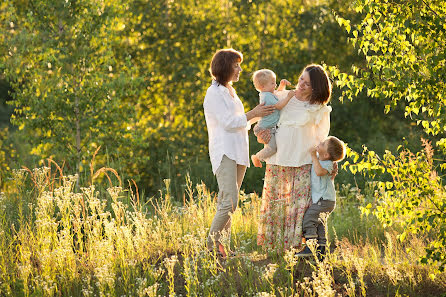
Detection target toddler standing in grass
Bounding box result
[297,136,345,259]
[251,69,295,168]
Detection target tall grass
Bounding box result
[0,165,445,296]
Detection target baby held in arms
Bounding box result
[251,69,295,168]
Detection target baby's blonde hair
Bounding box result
[252,69,276,92]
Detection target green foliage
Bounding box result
[1,0,142,176]
[0,128,12,186]
[0,0,434,200]
[331,0,446,147]
[330,182,387,243]
[331,0,446,271]
[345,140,446,271]
[0,78,12,127]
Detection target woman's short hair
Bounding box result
[252,69,276,92]
[304,64,332,105]
[209,49,243,86]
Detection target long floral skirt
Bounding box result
[257,164,312,253]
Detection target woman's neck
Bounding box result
[297,95,310,102]
[225,83,235,97]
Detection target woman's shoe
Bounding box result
[208,243,237,259]
[296,246,312,257]
[219,245,238,258]
[217,243,227,258]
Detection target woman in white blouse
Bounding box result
[203,49,274,257]
[256,64,334,253]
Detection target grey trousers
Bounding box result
[302,199,335,246]
[253,125,277,161]
[207,155,246,249]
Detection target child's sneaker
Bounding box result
[296,246,312,257]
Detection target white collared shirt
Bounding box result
[266,90,331,167]
[203,80,250,174]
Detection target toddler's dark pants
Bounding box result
[302,199,335,246]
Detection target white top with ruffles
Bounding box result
[266,90,331,167]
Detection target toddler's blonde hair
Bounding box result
[252,69,276,92]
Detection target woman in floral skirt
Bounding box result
[256,64,334,253]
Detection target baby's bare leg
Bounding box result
[255,133,277,161]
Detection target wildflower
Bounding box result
[262,263,278,281]
[284,247,298,271]
[107,186,122,200]
[254,292,275,297]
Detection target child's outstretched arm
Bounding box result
[277,79,291,91]
[275,89,296,110]
[310,147,329,177]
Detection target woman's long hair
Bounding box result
[304,64,331,105]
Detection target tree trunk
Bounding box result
[75,95,81,188]
[226,0,231,47]
[259,3,268,65]
[164,0,174,123]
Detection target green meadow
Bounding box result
[0,162,444,296]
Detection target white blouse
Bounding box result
[266,90,331,167]
[203,80,251,174]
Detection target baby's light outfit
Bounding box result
[254,91,280,161]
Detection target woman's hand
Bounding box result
[330,162,338,180]
[256,128,271,144]
[253,103,275,117]
[246,103,275,121]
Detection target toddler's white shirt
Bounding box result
[266,90,331,167]
[203,80,251,174]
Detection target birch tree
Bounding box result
[2,0,141,177]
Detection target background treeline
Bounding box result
[0,0,427,197]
